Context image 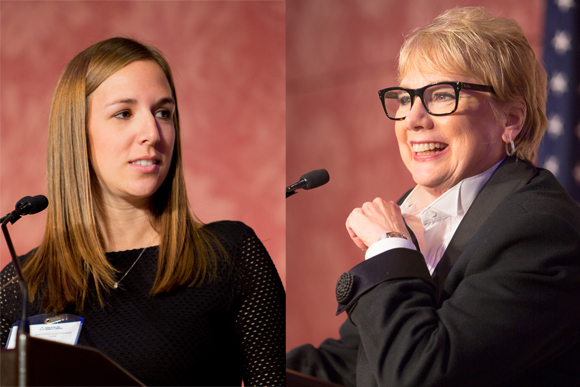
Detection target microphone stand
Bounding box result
[2,216,30,387]
[286,180,307,198]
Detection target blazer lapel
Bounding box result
[433,156,538,303]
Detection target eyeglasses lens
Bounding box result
[383,84,457,119]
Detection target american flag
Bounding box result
[537,0,580,201]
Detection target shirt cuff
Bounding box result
[365,237,417,260]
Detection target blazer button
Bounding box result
[336,272,355,304]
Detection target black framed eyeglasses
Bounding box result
[378,81,495,121]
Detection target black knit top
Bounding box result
[0,221,285,386]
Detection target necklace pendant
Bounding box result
[113,245,149,291]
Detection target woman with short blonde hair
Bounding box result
[288,8,580,386]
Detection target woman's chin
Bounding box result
[410,171,453,194]
[101,189,160,208]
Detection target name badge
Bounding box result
[6,314,84,349]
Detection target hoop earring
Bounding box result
[505,138,516,157]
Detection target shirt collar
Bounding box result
[401,159,504,219]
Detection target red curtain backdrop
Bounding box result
[286,0,545,351]
[0,2,285,284]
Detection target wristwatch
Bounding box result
[377,232,409,241]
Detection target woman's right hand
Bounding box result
[345,197,410,251]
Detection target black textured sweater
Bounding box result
[1,221,285,386]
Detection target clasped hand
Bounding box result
[345,198,410,251]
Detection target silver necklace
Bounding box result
[114,236,156,289]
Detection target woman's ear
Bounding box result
[501,97,526,142]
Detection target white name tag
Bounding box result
[6,314,83,349]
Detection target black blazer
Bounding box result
[287,157,580,386]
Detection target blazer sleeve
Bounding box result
[339,201,580,386]
[286,316,360,387]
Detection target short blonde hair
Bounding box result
[398,7,548,163]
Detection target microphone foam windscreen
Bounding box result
[301,169,330,190]
[17,195,49,215]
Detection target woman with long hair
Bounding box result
[1,37,285,386]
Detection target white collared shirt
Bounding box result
[365,160,503,274]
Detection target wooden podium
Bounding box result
[1,334,144,386]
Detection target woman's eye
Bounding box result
[433,92,454,101]
[399,96,411,106]
[156,109,173,119]
[114,110,132,119]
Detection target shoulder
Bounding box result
[468,161,580,256]
[201,220,261,259]
[470,157,580,222]
[508,164,580,220]
[202,220,255,243]
[1,249,36,286]
[465,163,580,274]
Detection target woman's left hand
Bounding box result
[345,197,410,251]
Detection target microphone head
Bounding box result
[300,169,330,190]
[15,196,33,209]
[16,195,49,215]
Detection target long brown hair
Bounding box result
[24,37,221,313]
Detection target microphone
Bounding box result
[0,195,49,224]
[286,169,330,198]
[1,195,49,338]
[14,195,49,221]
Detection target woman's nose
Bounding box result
[139,113,161,144]
[404,96,433,131]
